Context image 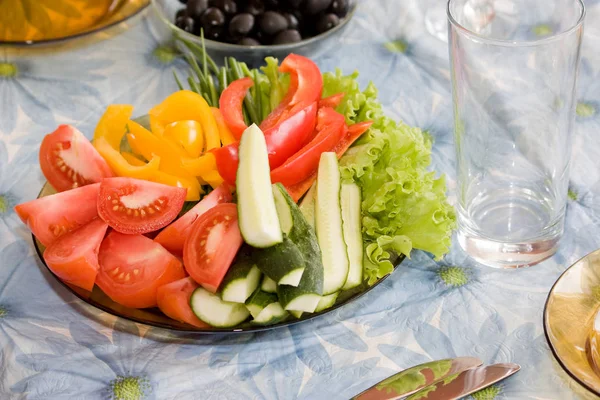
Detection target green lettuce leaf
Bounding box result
[323,69,456,284]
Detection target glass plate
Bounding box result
[544,248,600,396]
[33,176,403,334]
[0,0,149,46]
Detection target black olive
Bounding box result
[245,0,265,15]
[203,25,225,40]
[175,16,196,33]
[259,11,288,35]
[316,13,339,33]
[175,8,187,20]
[186,0,209,18]
[264,0,279,8]
[273,29,302,44]
[201,7,226,27]
[238,37,261,45]
[178,0,188,3]
[329,0,348,17]
[283,12,299,30]
[229,13,255,37]
[213,0,238,14]
[287,0,304,9]
[304,0,332,15]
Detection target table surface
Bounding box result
[2,1,600,399]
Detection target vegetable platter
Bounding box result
[17,46,455,333]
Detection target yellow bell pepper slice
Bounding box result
[149,90,221,150]
[94,137,160,179]
[181,153,218,177]
[94,105,134,149]
[127,120,190,177]
[151,171,202,201]
[121,152,146,167]
[199,169,224,189]
[163,120,204,158]
[150,114,165,136]
[211,107,236,146]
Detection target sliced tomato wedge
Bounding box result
[43,218,108,291]
[97,177,186,234]
[154,184,233,255]
[183,203,243,293]
[15,183,100,247]
[285,120,374,202]
[271,107,347,187]
[219,77,254,140]
[39,125,114,192]
[157,277,209,328]
[97,232,186,308]
[213,102,318,185]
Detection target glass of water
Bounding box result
[448,0,585,268]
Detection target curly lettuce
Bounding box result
[323,69,456,284]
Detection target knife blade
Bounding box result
[405,363,521,400]
[351,357,483,400]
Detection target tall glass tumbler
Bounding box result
[448,0,585,268]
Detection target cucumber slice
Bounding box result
[315,152,349,295]
[236,124,283,248]
[290,310,303,319]
[260,276,277,293]
[190,287,250,328]
[252,237,305,286]
[281,292,321,313]
[298,182,316,228]
[272,185,293,235]
[315,292,339,313]
[341,183,364,290]
[245,289,278,318]
[220,253,262,303]
[252,302,288,325]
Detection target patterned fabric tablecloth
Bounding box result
[2,1,600,399]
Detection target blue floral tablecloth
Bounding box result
[2,1,600,399]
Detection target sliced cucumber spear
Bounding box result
[260,276,277,293]
[298,182,316,228]
[190,287,250,328]
[252,237,305,287]
[252,302,288,325]
[341,183,364,290]
[236,124,283,248]
[289,310,303,319]
[220,251,262,303]
[245,289,278,318]
[315,152,349,295]
[315,292,339,313]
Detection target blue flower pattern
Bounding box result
[1,1,600,399]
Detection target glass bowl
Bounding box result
[150,0,357,66]
[544,248,600,396]
[0,0,149,47]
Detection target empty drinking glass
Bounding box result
[448,0,585,268]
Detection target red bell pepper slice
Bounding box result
[260,54,323,131]
[271,107,346,187]
[219,77,254,140]
[318,93,345,109]
[213,102,318,185]
[285,120,374,202]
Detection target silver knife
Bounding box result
[405,363,521,400]
[352,357,483,400]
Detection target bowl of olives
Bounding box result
[151,0,356,66]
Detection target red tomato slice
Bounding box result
[271,108,347,187]
[157,277,209,328]
[219,77,254,140]
[39,124,114,192]
[15,183,100,247]
[183,203,243,293]
[43,218,108,291]
[97,232,186,308]
[154,184,233,255]
[97,177,186,234]
[318,93,345,109]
